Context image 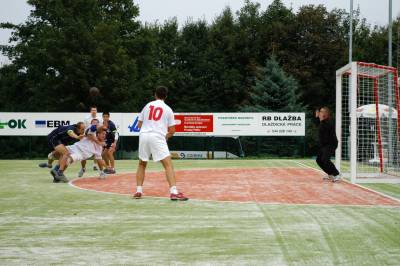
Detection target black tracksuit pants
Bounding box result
[316,145,339,176]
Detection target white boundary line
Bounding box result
[294,161,400,204]
[68,166,400,208]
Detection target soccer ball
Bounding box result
[89,86,100,96]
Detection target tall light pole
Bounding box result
[388,0,392,67]
[349,0,353,63]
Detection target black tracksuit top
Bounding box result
[318,119,338,148]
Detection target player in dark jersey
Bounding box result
[38,122,85,169]
[102,112,119,174]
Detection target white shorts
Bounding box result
[66,145,85,162]
[139,133,170,162]
[66,145,100,162]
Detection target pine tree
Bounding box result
[241,56,303,112]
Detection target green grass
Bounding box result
[363,184,400,200]
[0,159,399,265]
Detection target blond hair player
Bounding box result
[133,86,188,201]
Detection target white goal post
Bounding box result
[336,62,400,183]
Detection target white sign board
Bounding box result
[213,113,305,136]
[0,112,305,136]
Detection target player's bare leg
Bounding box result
[49,144,70,183]
[107,149,115,171]
[51,153,71,183]
[103,148,116,174]
[136,160,147,186]
[47,151,56,166]
[102,150,114,174]
[134,160,147,198]
[39,151,59,168]
[160,156,188,201]
[48,145,68,171]
[78,160,87,177]
[102,151,107,165]
[102,150,110,167]
[160,156,176,187]
[92,159,98,171]
[54,144,69,157]
[59,154,70,172]
[96,159,105,171]
[95,159,107,179]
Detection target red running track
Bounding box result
[71,168,400,206]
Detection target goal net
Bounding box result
[336,62,400,183]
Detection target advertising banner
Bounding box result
[0,113,85,136]
[0,112,305,136]
[170,151,239,159]
[214,113,305,136]
[174,114,213,135]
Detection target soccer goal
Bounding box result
[336,62,400,183]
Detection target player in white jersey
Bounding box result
[84,105,102,171]
[133,86,188,201]
[78,118,102,177]
[84,105,103,128]
[51,127,107,183]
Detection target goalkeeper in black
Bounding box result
[315,107,341,182]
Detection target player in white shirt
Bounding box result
[78,118,103,177]
[51,127,107,183]
[133,86,188,201]
[84,105,103,171]
[84,105,103,128]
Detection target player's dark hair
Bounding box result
[155,86,168,100]
[102,111,110,116]
[90,105,97,110]
[76,122,85,128]
[320,106,332,118]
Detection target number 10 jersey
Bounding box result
[138,99,175,137]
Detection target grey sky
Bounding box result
[1,0,399,62]
[135,0,399,26]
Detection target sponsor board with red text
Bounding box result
[0,112,304,136]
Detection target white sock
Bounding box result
[170,186,178,194]
[136,186,143,193]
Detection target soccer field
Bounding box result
[1,159,400,265]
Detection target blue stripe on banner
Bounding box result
[35,120,46,128]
